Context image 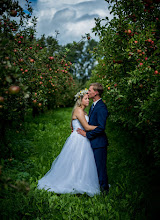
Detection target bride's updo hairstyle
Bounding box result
[72,88,88,113]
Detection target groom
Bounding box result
[77,82,109,193]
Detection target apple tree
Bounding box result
[0,0,78,157]
[89,0,160,164]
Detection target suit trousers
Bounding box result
[93,147,109,191]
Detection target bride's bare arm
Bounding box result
[74,107,97,131]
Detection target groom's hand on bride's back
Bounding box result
[77,128,86,137]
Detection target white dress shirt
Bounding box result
[93,98,102,107]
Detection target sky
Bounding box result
[19,0,112,45]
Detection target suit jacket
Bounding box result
[86,99,109,149]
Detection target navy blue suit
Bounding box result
[86,99,109,191]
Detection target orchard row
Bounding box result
[89,0,160,163]
[0,0,78,126]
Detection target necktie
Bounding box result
[89,103,94,117]
[91,103,94,111]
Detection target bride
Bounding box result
[37,89,100,196]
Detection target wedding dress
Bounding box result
[37,115,100,196]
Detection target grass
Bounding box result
[0,107,155,219]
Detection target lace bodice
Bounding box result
[72,115,89,131]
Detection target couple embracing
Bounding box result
[38,83,109,196]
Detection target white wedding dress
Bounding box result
[37,115,100,196]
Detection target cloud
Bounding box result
[53,8,77,22]
[28,0,111,45]
[38,0,94,6]
[76,13,99,22]
[66,19,96,37]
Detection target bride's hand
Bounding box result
[77,128,86,137]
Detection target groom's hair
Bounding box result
[90,82,104,97]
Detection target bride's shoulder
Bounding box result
[74,107,86,117]
[74,107,83,114]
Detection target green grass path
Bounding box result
[0,107,153,219]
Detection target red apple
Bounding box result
[0,96,4,103]
[10,10,17,17]
[19,58,24,62]
[154,70,158,75]
[9,85,20,94]
[134,41,138,43]
[33,100,37,104]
